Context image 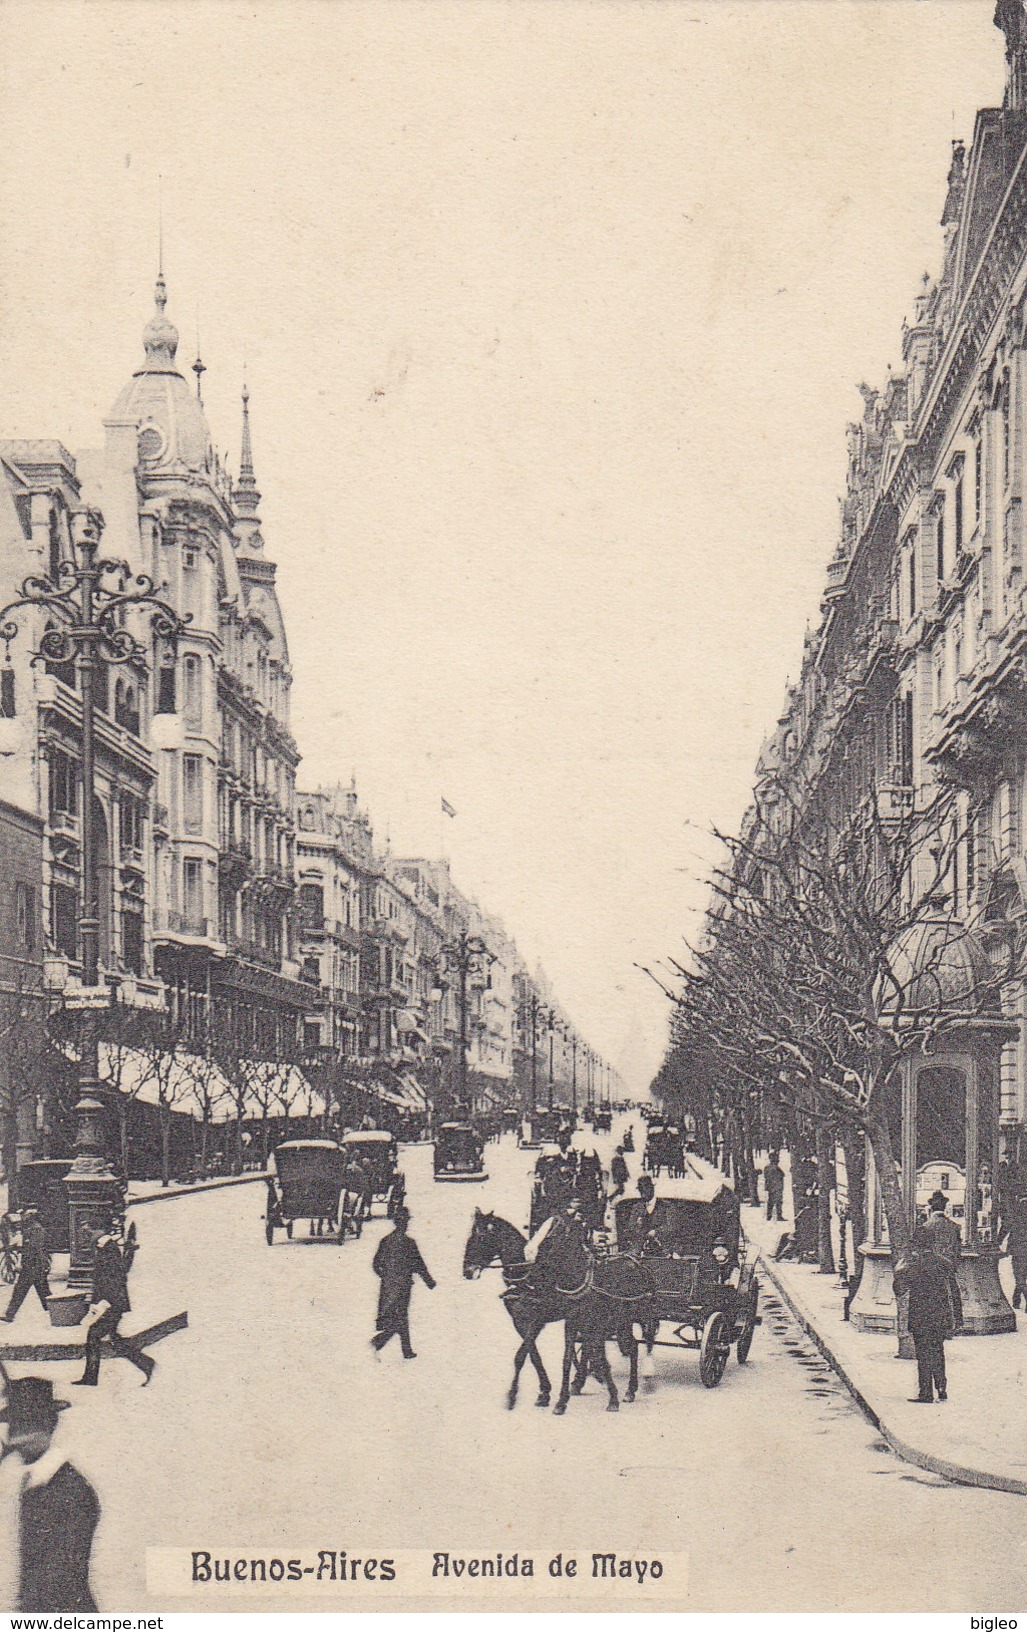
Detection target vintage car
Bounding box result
[433,1122,488,1182]
[340,1130,406,1216]
[613,1174,759,1388]
[593,1106,612,1133]
[264,1140,352,1245]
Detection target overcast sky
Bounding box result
[0,1,1007,1092]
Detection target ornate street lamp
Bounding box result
[439,931,491,1118]
[0,508,186,1290]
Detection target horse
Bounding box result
[463,1209,567,1409]
[462,1209,656,1414]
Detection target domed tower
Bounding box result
[109,273,216,479]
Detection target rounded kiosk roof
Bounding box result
[877,915,998,1020]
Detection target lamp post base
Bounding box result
[850,1242,1016,1335]
[65,1158,124,1293]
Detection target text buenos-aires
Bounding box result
[191,1551,396,1583]
[431,1552,664,1583]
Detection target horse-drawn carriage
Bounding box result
[529,1147,578,1234]
[593,1106,612,1133]
[341,1130,405,1217]
[613,1175,759,1387]
[644,1122,685,1178]
[0,1161,75,1282]
[264,1140,356,1244]
[434,1122,487,1182]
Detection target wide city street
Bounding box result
[29,1117,1027,1613]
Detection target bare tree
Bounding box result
[653,779,1002,1265]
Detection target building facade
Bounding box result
[751,9,1027,1156]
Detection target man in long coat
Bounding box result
[371,1207,435,1358]
[893,1245,959,1403]
[73,1221,155,1388]
[2,1209,50,1324]
[0,1376,99,1611]
[1004,1193,1027,1310]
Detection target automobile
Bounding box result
[264,1140,352,1245]
[593,1108,612,1133]
[612,1173,760,1388]
[340,1130,405,1217]
[433,1122,487,1182]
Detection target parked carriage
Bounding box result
[433,1122,487,1182]
[340,1130,405,1217]
[0,1160,74,1281]
[613,1177,760,1388]
[264,1140,352,1245]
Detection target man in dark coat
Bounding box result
[917,1191,962,1269]
[371,1207,435,1358]
[893,1246,959,1403]
[1,1376,99,1611]
[1004,1193,1027,1310]
[764,1153,785,1222]
[609,1145,629,1204]
[2,1209,51,1323]
[73,1221,155,1388]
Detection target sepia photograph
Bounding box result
[0,0,1026,1616]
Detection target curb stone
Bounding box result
[758,1253,1027,1497]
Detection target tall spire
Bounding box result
[234,380,261,517]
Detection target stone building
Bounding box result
[738,4,1027,1325]
[295,782,372,1059]
[758,8,1027,1147]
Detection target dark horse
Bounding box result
[463,1209,656,1414]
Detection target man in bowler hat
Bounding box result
[893,1244,960,1403]
[916,1190,962,1270]
[0,1377,99,1610]
[371,1206,435,1358]
[73,1221,155,1387]
[2,1208,50,1324]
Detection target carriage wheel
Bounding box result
[264,1219,274,1246]
[699,1311,730,1388]
[736,1281,759,1365]
[0,1248,18,1284]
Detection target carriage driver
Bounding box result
[622,1174,663,1256]
[524,1195,590,1277]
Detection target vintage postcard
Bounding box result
[0,0,1026,1617]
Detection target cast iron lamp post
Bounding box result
[439,931,491,1118]
[0,507,186,1290]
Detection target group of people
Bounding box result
[0,1206,157,1614]
[531,1134,607,1233]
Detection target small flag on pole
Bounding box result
[441,797,457,819]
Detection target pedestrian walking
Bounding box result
[764,1152,785,1222]
[893,1245,959,1403]
[371,1207,435,1358]
[1,1209,50,1324]
[0,1377,99,1611]
[72,1221,155,1388]
[609,1144,629,1204]
[1004,1193,1027,1310]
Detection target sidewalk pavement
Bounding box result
[125,1168,267,1206]
[746,1204,1027,1495]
